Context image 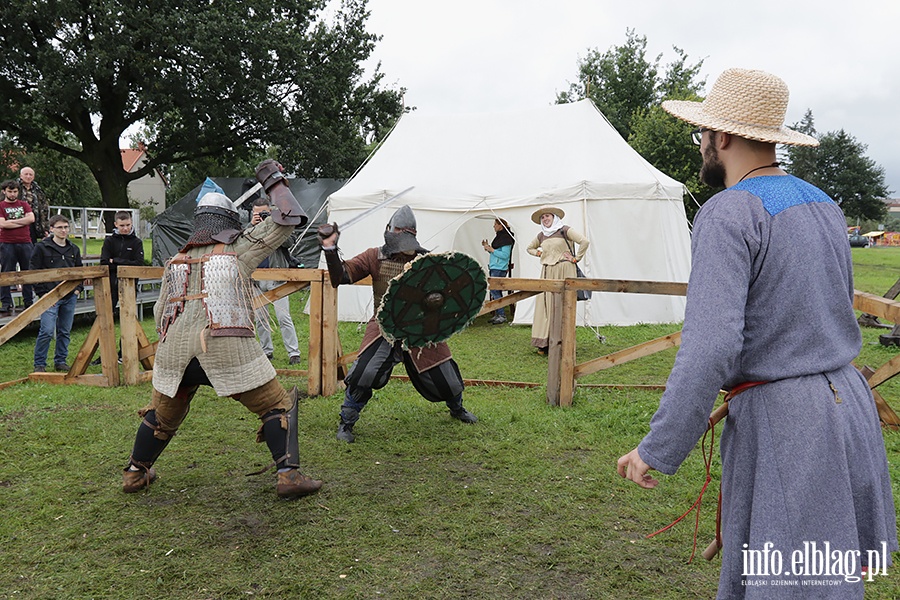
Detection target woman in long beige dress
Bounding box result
[525,205,589,354]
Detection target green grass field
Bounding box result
[1,247,899,599]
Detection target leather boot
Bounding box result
[450,407,478,423]
[336,409,358,443]
[276,469,322,499]
[122,466,158,493]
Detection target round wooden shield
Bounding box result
[377,252,487,348]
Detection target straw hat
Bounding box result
[531,205,565,224]
[661,68,818,147]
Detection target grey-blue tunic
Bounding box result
[637,175,897,598]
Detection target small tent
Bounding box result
[152,177,343,267]
[326,100,692,326]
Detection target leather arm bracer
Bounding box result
[323,249,350,288]
[255,160,308,227]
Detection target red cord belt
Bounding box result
[645,381,768,562]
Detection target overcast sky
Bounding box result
[352,0,900,197]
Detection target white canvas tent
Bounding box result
[326,99,692,326]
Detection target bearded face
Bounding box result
[699,131,727,189]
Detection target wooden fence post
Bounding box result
[559,289,578,406]
[307,274,324,396]
[546,291,563,406]
[320,275,340,397]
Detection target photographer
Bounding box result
[250,197,302,365]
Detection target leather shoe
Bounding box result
[55,363,70,372]
[276,469,322,499]
[123,467,158,493]
[289,355,302,365]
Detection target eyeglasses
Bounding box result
[691,127,709,146]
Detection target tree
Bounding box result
[557,29,658,140]
[0,0,403,208]
[558,32,709,219]
[784,111,891,222]
[0,133,102,206]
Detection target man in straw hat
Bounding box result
[617,68,896,597]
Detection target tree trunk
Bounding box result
[84,141,132,233]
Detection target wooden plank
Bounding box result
[853,291,900,323]
[71,320,102,378]
[0,265,107,285]
[307,275,324,396]
[577,384,668,391]
[117,265,164,279]
[573,331,682,379]
[91,276,119,386]
[0,377,29,391]
[546,292,563,406]
[119,275,142,385]
[491,277,565,292]
[0,280,80,345]
[563,279,688,296]
[390,374,543,388]
[558,289,578,407]
[884,277,900,301]
[864,353,900,389]
[251,281,310,309]
[251,268,324,283]
[321,276,340,397]
[136,328,156,368]
[477,290,540,317]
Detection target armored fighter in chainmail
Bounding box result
[318,205,478,443]
[122,160,322,499]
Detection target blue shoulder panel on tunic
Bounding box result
[730,175,834,216]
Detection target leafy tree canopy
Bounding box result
[0,0,403,208]
[0,133,101,206]
[558,30,709,219]
[785,110,891,222]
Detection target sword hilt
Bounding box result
[317,222,340,245]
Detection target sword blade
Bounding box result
[232,181,264,209]
[337,186,414,231]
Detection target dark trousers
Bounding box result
[341,337,465,419]
[0,242,34,309]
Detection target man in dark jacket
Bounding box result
[31,214,83,372]
[99,210,144,310]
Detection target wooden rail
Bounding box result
[2,265,900,425]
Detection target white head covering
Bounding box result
[540,215,564,237]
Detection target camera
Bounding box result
[259,211,271,220]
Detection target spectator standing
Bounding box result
[249,198,302,365]
[0,179,35,315]
[17,167,49,244]
[525,205,589,355]
[99,210,144,311]
[90,211,144,365]
[31,214,83,372]
[481,217,515,324]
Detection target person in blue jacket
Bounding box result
[481,218,514,324]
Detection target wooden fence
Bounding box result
[1,267,899,424]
